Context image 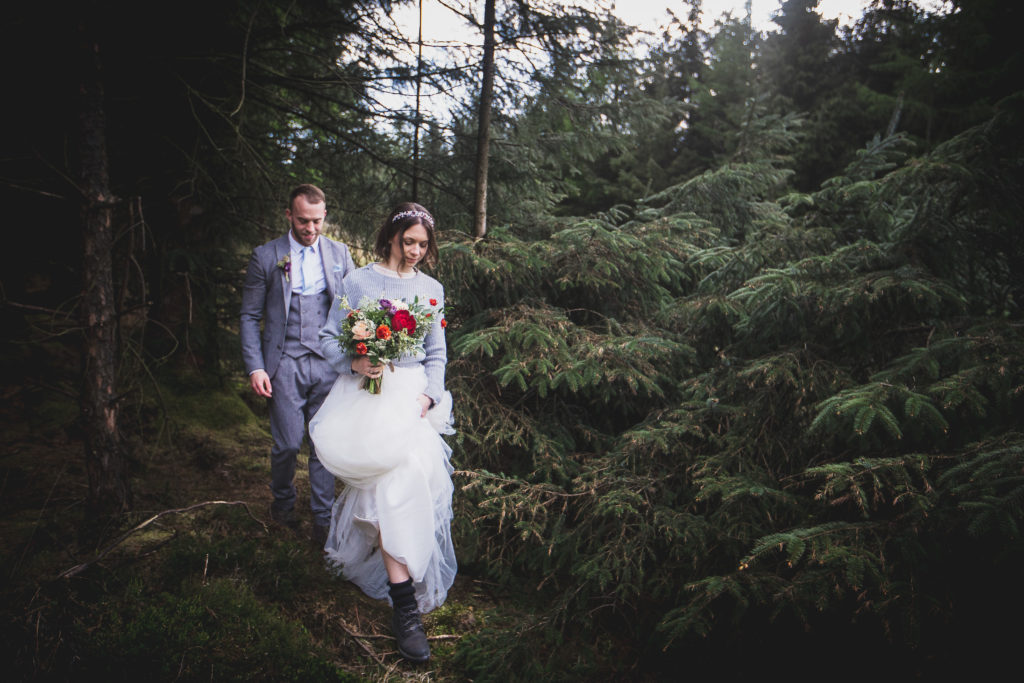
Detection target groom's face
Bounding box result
[286,195,326,247]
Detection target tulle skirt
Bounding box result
[309,364,456,613]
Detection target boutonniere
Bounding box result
[276,254,291,281]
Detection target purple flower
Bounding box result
[379,298,397,313]
[276,255,291,281]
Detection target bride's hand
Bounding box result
[351,356,383,378]
[416,394,432,418]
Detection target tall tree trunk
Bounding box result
[77,23,131,515]
[472,0,496,238]
[412,0,424,200]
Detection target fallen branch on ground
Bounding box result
[57,500,267,580]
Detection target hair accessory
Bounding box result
[391,209,434,227]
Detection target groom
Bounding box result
[240,184,356,544]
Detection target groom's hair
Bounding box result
[289,184,326,209]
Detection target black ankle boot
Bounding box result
[388,579,429,662]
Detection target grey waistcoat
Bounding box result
[283,290,332,358]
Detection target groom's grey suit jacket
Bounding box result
[240,234,355,378]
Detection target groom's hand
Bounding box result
[250,370,273,397]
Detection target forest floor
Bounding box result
[0,357,498,682]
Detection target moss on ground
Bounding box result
[1,366,504,681]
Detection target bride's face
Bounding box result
[389,222,430,271]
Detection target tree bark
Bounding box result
[77,23,131,515]
[412,0,424,200]
[472,0,496,238]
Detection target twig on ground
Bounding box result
[337,618,385,665]
[56,500,267,579]
[333,631,460,642]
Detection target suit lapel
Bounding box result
[275,236,292,314]
[321,239,339,299]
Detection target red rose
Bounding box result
[440,318,448,328]
[376,324,391,340]
[355,342,368,355]
[391,310,416,335]
[429,298,437,306]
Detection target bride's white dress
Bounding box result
[309,364,456,613]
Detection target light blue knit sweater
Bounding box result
[319,264,447,403]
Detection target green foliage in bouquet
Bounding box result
[440,96,1024,678]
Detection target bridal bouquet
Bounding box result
[333,295,443,393]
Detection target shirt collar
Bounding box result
[287,231,320,254]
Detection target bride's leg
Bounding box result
[380,535,411,583]
[381,532,429,661]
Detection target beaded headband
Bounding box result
[391,209,434,227]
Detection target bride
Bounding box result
[310,202,455,663]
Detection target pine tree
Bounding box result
[442,97,1024,678]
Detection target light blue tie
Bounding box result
[300,246,316,294]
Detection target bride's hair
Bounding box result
[375,202,439,267]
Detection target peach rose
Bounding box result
[351,320,373,340]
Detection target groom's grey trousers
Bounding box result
[269,290,337,525]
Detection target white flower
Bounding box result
[393,300,410,311]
